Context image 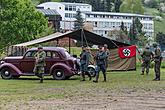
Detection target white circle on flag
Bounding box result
[123,49,131,57]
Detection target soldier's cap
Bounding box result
[38,45,43,49]
[104,44,108,48]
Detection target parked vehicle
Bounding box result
[0,47,78,80]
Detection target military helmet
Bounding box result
[38,45,43,49]
[145,46,149,49]
[153,43,158,47]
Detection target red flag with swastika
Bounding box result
[118,45,136,58]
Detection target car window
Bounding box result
[25,51,36,58]
[52,51,59,58]
[46,51,51,58]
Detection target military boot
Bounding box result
[81,72,85,81]
[93,75,99,83]
[103,73,106,82]
[86,72,92,81]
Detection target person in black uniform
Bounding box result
[93,45,107,83]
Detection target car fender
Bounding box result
[0,63,22,75]
[88,65,96,70]
[50,63,73,76]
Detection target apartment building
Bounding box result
[37,2,154,37]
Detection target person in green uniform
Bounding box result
[153,43,162,81]
[141,46,154,75]
[103,44,110,71]
[33,45,46,83]
[80,46,91,81]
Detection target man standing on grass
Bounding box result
[153,43,162,81]
[80,46,91,81]
[141,46,154,75]
[103,44,110,71]
[93,45,107,83]
[33,45,46,83]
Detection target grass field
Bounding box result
[0,66,165,110]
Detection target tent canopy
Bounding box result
[15,29,130,49]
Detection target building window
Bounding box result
[94,22,97,27]
[65,13,69,17]
[105,31,107,34]
[69,6,72,11]
[73,6,76,11]
[65,5,69,10]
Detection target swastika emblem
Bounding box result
[123,49,131,57]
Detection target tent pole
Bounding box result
[81,29,83,46]
[69,36,71,54]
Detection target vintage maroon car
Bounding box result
[0,47,77,80]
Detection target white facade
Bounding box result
[37,2,154,37]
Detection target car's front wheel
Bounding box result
[52,69,66,80]
[0,68,13,79]
[88,67,96,77]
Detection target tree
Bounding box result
[129,17,144,45]
[0,0,48,50]
[74,9,84,30]
[114,0,122,12]
[120,0,144,14]
[39,0,52,4]
[156,32,165,50]
[144,0,158,8]
[120,21,128,35]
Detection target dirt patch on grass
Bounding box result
[2,90,165,110]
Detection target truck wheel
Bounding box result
[52,69,66,80]
[0,68,12,79]
[88,67,96,77]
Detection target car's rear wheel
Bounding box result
[88,67,96,77]
[52,69,66,80]
[0,68,12,79]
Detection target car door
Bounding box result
[45,51,61,74]
[20,51,36,74]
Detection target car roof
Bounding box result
[28,47,67,51]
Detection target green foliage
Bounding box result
[156,32,165,47]
[0,0,48,50]
[114,0,122,12]
[129,17,143,45]
[144,0,158,8]
[120,0,144,14]
[74,9,84,30]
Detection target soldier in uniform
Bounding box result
[33,45,46,83]
[153,43,162,81]
[141,46,154,75]
[80,46,91,81]
[93,45,108,83]
[103,44,110,71]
